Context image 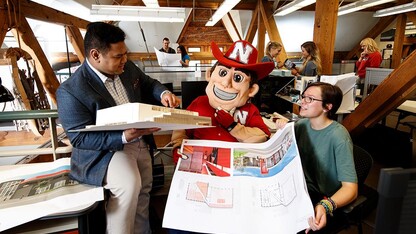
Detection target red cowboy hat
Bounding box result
[211,40,275,80]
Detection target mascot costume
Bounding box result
[171,40,275,163]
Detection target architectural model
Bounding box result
[72,103,213,132]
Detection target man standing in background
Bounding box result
[159,37,176,54]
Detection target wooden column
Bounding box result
[11,17,60,105]
[256,0,266,62]
[0,8,8,46]
[258,0,287,64]
[65,25,85,63]
[245,7,258,44]
[313,0,338,75]
[392,14,407,68]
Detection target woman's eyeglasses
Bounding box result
[301,95,323,103]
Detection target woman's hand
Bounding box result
[291,67,299,76]
[305,205,327,233]
[275,118,289,130]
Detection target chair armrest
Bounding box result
[341,195,368,214]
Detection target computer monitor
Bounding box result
[181,81,208,109]
[374,167,416,234]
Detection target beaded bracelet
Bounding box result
[325,196,337,210]
[317,197,336,216]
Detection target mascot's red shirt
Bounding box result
[185,95,270,141]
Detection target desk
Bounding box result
[396,100,416,130]
[253,74,295,114]
[2,201,104,234]
[0,159,104,232]
[143,66,207,94]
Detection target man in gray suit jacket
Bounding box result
[57,22,180,234]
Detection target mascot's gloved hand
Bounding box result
[172,147,189,164]
[215,109,237,131]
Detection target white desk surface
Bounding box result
[397,100,416,114]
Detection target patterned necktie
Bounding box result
[104,76,130,105]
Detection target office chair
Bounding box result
[334,144,378,234]
[362,67,393,101]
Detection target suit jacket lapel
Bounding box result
[120,62,140,103]
[84,63,117,106]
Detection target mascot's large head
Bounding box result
[206,40,274,111]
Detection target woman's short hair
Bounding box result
[304,82,343,118]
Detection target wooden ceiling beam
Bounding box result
[0,9,9,46]
[392,14,407,68]
[18,0,89,30]
[245,6,258,44]
[225,12,242,41]
[313,0,338,75]
[11,16,60,105]
[258,0,287,64]
[256,0,265,62]
[406,12,416,26]
[177,8,194,44]
[65,25,85,64]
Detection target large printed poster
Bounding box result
[0,158,103,231]
[163,123,314,234]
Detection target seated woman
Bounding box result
[292,41,322,77]
[355,38,382,94]
[177,45,190,67]
[261,41,283,69]
[275,82,358,233]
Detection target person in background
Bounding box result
[275,82,357,233]
[177,45,190,67]
[355,38,382,90]
[261,41,283,69]
[56,22,180,234]
[159,37,176,54]
[292,41,322,77]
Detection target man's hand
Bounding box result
[161,92,181,108]
[215,109,235,130]
[124,127,160,142]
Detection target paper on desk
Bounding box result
[154,47,181,66]
[0,158,103,231]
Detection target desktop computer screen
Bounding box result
[374,167,416,234]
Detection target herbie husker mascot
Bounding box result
[171,40,275,163]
